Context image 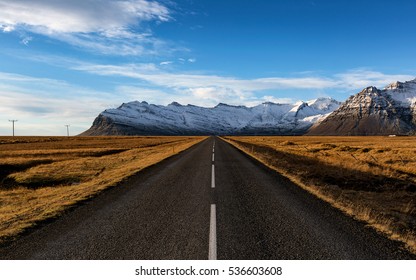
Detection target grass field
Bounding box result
[224,136,416,254]
[0,136,206,243]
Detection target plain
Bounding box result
[224,136,416,254]
[0,136,206,243]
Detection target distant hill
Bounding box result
[81,98,340,136]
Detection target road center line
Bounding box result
[212,153,215,162]
[208,204,217,260]
[211,164,215,188]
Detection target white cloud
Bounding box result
[253,77,337,89]
[160,61,173,66]
[0,72,126,135]
[188,58,196,63]
[75,63,416,92]
[117,85,253,107]
[258,96,294,104]
[334,69,414,89]
[73,62,416,106]
[185,87,252,106]
[0,0,173,56]
[1,24,14,32]
[116,85,175,105]
[73,63,339,92]
[20,36,32,45]
[0,0,170,33]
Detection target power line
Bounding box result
[9,120,18,136]
[65,124,70,137]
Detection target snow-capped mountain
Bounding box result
[81,98,341,136]
[308,78,416,135]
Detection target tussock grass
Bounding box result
[224,136,416,254]
[0,136,205,242]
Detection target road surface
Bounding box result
[0,137,414,259]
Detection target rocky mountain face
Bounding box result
[307,79,416,135]
[81,98,340,136]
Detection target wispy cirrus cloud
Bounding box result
[73,63,416,106]
[160,61,174,66]
[75,63,414,91]
[334,69,414,89]
[0,0,174,56]
[74,63,336,91]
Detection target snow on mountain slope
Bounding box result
[308,78,416,136]
[308,97,342,113]
[81,98,341,136]
[384,78,416,106]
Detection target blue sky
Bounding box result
[0,0,415,135]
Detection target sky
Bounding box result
[1,0,416,136]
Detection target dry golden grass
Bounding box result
[224,136,416,254]
[0,136,206,242]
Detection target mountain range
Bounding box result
[81,98,340,136]
[81,78,416,136]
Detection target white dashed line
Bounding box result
[211,164,215,188]
[209,140,217,260]
[208,204,217,260]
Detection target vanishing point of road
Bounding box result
[0,137,414,259]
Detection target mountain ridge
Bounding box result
[307,78,416,135]
[81,98,341,136]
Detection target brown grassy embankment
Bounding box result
[224,136,416,253]
[0,136,205,243]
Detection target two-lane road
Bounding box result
[0,137,414,259]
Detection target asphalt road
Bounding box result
[0,137,414,259]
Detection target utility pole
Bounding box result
[65,124,70,137]
[9,120,18,136]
